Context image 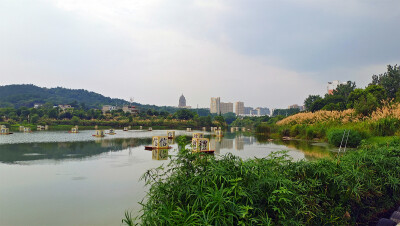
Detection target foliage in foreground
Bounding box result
[125,138,400,225]
[327,129,362,148]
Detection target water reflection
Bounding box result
[0,131,337,164]
[0,138,151,164]
[152,149,169,160]
[0,130,337,226]
[208,133,335,161]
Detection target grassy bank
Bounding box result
[253,103,400,149]
[124,137,400,225]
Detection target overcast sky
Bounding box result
[1,0,399,109]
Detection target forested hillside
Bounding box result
[0,84,129,108]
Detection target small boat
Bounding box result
[144,146,172,151]
[193,150,215,154]
[123,127,129,131]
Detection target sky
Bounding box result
[1,0,399,109]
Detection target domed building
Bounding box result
[178,94,186,108]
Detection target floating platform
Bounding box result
[193,150,215,154]
[144,146,172,151]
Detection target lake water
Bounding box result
[0,130,336,226]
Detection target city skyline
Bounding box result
[1,1,399,108]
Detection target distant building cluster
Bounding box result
[102,105,138,114]
[210,97,270,116]
[210,97,234,114]
[327,80,347,95]
[288,104,305,111]
[58,105,74,112]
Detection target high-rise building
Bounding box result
[220,102,233,114]
[178,94,186,108]
[250,109,258,115]
[255,107,270,116]
[235,101,244,115]
[210,97,221,114]
[244,107,253,115]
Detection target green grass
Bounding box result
[124,137,400,225]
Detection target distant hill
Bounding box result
[0,84,211,115]
[0,84,143,109]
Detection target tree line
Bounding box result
[304,64,400,116]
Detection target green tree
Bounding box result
[396,90,400,102]
[30,114,39,124]
[304,95,322,111]
[310,99,326,112]
[223,112,237,125]
[213,115,226,127]
[347,89,366,109]
[174,109,196,120]
[354,93,378,116]
[371,64,400,99]
[321,103,340,111]
[332,81,356,100]
[48,108,58,119]
[71,116,80,125]
[365,84,386,104]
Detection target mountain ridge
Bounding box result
[0,84,173,111]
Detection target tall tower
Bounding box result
[210,97,221,114]
[178,94,186,108]
[235,102,244,115]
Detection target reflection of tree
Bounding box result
[0,137,152,164]
[278,140,334,160]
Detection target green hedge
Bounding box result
[327,129,362,147]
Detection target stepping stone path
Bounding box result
[377,207,400,226]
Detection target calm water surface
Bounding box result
[0,130,336,226]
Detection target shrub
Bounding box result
[126,139,400,225]
[256,123,271,134]
[371,117,400,136]
[305,127,315,139]
[280,128,290,137]
[289,124,307,137]
[327,129,362,147]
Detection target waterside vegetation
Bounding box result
[124,137,400,225]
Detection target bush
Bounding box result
[280,128,290,137]
[289,124,306,137]
[305,127,315,139]
[327,129,362,147]
[371,117,400,136]
[126,139,400,225]
[256,123,271,134]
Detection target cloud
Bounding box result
[0,0,399,109]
